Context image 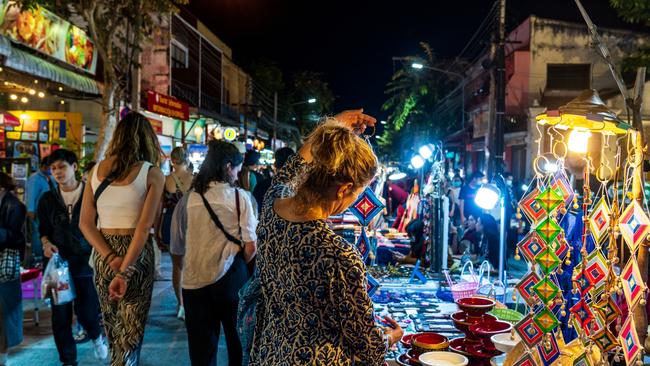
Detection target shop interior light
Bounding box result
[475,183,501,210]
[410,154,425,169]
[20,97,28,103]
[388,172,407,181]
[19,113,28,120]
[28,89,35,95]
[60,100,65,105]
[418,145,433,160]
[568,129,591,153]
[37,91,44,98]
[9,94,17,100]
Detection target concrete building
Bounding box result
[456,16,650,183]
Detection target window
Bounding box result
[546,64,591,90]
[171,39,188,69]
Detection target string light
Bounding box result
[28,89,35,95]
[20,96,28,103]
[37,91,44,98]
[9,94,17,100]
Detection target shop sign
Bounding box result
[146,90,189,120]
[147,118,163,135]
[0,1,98,74]
[223,127,237,142]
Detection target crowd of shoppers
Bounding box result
[0,108,405,366]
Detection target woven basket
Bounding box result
[489,290,524,324]
[443,267,479,302]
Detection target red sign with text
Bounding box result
[146,90,189,120]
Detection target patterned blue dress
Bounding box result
[249,155,387,365]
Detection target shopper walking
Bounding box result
[171,140,257,366]
[248,110,403,366]
[26,157,53,266]
[38,149,108,366]
[80,112,164,366]
[156,147,193,320]
[0,173,26,366]
[459,171,484,224]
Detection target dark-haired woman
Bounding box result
[0,173,26,366]
[171,140,257,366]
[80,112,165,365]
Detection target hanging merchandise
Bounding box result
[349,186,385,294]
[508,89,650,365]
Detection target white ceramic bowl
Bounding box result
[491,332,521,353]
[419,351,469,366]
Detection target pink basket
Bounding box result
[444,263,479,302]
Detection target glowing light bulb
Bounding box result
[568,129,591,153]
[419,145,433,160]
[9,94,17,100]
[411,155,425,169]
[475,183,501,210]
[20,96,28,103]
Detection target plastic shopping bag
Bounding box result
[41,253,75,306]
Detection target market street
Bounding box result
[7,254,229,366]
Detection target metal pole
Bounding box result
[494,0,506,175]
[498,195,507,284]
[273,92,278,151]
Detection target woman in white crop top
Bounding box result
[80,112,164,366]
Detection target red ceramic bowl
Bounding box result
[455,297,496,317]
[411,333,449,355]
[448,337,472,357]
[469,320,512,351]
[401,333,415,349]
[470,320,513,337]
[451,311,497,335]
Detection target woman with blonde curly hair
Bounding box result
[248,109,403,366]
[80,112,165,365]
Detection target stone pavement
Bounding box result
[7,253,229,366]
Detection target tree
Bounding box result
[20,0,186,159]
[289,70,334,135]
[379,42,463,160]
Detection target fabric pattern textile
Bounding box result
[248,155,387,366]
[93,234,154,366]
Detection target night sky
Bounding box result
[187,0,646,120]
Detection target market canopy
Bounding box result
[535,89,631,135]
[0,36,100,96]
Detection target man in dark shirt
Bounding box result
[459,171,484,225]
[37,149,107,366]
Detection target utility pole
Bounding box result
[493,0,506,176]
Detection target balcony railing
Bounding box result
[171,80,198,107]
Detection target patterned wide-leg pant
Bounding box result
[94,234,154,366]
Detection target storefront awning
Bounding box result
[0,37,100,95]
